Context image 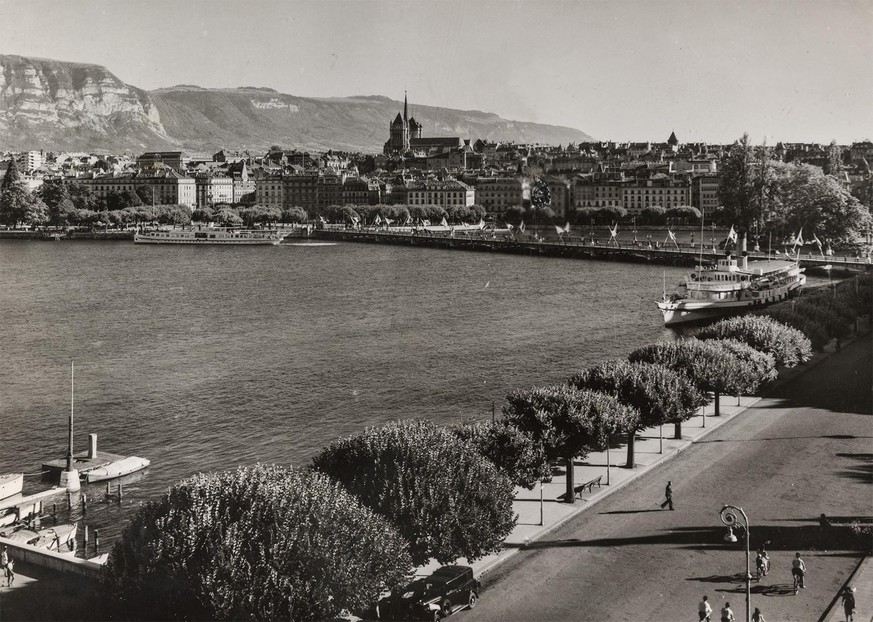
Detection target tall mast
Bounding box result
[67,361,74,471]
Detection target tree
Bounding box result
[503,205,526,226]
[629,339,763,416]
[501,385,637,500]
[0,184,33,227]
[719,133,760,245]
[23,196,49,227]
[215,207,243,227]
[451,420,551,490]
[824,140,842,177]
[694,315,812,367]
[769,162,871,246]
[102,465,411,621]
[312,419,516,565]
[569,360,706,466]
[282,206,307,224]
[0,158,21,192]
[192,207,215,223]
[135,185,154,206]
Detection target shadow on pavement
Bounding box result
[507,522,873,553]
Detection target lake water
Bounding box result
[0,239,813,546]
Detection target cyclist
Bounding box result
[791,552,806,592]
[755,545,770,577]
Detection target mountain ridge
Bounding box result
[0,54,594,154]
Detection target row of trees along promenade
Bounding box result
[90,274,872,621]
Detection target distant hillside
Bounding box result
[0,54,594,154]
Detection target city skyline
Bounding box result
[1,0,871,146]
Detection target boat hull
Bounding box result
[0,474,23,500]
[84,456,150,483]
[659,278,804,326]
[134,234,282,245]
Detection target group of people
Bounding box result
[698,596,769,622]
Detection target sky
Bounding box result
[2,0,871,144]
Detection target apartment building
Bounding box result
[407,179,475,207]
[78,169,197,207]
[473,176,525,216]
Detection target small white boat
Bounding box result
[32,523,77,553]
[83,456,150,483]
[0,474,23,500]
[0,527,40,545]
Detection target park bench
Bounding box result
[569,475,603,500]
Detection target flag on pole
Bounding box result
[422,219,431,226]
[519,220,526,233]
[384,217,393,226]
[440,217,449,227]
[792,228,804,246]
[668,229,676,241]
[608,224,618,238]
[812,232,822,251]
[727,226,738,243]
[350,214,360,225]
[403,214,411,226]
[478,218,485,229]
[563,222,571,234]
[374,214,382,225]
[319,215,327,225]
[506,223,514,231]
[555,224,564,235]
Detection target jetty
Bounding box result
[42,433,143,483]
[313,228,873,270]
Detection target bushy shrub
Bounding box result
[312,419,516,565]
[695,315,812,367]
[569,359,707,464]
[451,420,551,490]
[762,306,831,351]
[102,465,411,621]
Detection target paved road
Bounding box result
[471,335,872,622]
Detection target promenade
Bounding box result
[1,331,869,621]
[314,227,873,271]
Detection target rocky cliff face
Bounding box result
[0,55,174,152]
[0,55,593,154]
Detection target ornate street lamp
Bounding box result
[719,505,751,622]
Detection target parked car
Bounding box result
[376,565,480,621]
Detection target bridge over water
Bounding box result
[313,228,872,272]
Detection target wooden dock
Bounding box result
[42,451,126,477]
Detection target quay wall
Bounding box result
[312,229,873,270]
[0,535,103,580]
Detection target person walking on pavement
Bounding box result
[660,480,674,510]
[720,601,735,622]
[752,607,766,622]
[791,552,807,589]
[841,586,856,622]
[698,595,713,621]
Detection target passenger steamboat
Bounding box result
[134,226,285,245]
[658,252,806,326]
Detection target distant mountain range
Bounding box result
[0,54,594,154]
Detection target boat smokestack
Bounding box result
[741,251,749,270]
[88,433,98,459]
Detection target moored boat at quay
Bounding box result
[657,252,806,326]
[134,226,285,245]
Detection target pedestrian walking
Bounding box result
[720,601,735,622]
[4,556,14,587]
[698,595,712,621]
[660,480,674,510]
[752,607,766,622]
[842,586,856,622]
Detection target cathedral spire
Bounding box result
[404,90,408,123]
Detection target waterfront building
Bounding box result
[406,179,474,207]
[543,176,572,219]
[622,175,690,213]
[474,176,526,217]
[77,169,196,207]
[691,174,720,214]
[194,174,234,209]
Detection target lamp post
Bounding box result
[719,504,751,622]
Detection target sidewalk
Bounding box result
[821,555,873,622]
